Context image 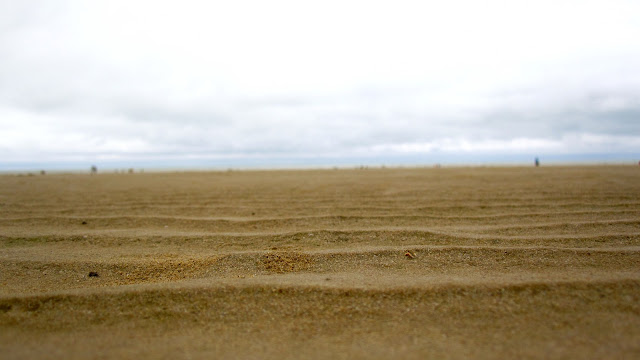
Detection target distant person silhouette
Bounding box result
[535,157,540,167]
[91,165,97,174]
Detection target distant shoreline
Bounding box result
[1,161,637,175]
[2,152,640,173]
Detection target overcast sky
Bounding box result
[1,0,639,169]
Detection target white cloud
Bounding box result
[365,134,640,155]
[1,0,640,168]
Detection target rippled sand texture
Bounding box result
[1,166,639,359]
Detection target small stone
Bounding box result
[88,272,99,277]
[405,250,416,259]
[81,221,87,225]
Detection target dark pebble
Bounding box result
[88,272,99,277]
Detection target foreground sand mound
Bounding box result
[2,280,639,359]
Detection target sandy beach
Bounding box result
[1,166,639,359]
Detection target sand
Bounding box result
[1,165,639,359]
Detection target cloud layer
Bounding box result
[1,0,639,167]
